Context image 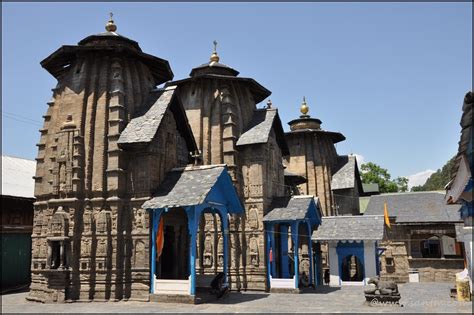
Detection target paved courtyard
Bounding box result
[1,283,472,313]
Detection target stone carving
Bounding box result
[34,210,44,235]
[49,206,69,237]
[301,241,309,255]
[133,208,147,233]
[203,234,213,267]
[97,238,107,256]
[112,211,118,233]
[134,240,146,267]
[364,276,401,305]
[39,242,47,258]
[217,235,224,267]
[81,239,91,256]
[248,205,259,230]
[249,236,259,267]
[83,204,93,234]
[96,208,111,234]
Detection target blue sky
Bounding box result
[2,2,472,185]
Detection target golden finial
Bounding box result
[210,40,220,63]
[300,96,309,115]
[105,12,117,32]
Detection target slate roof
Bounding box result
[236,108,290,155]
[363,183,380,194]
[142,165,226,209]
[117,86,196,152]
[331,155,361,190]
[42,36,173,84]
[190,61,239,77]
[167,75,271,104]
[365,192,462,223]
[1,155,36,199]
[312,215,385,241]
[263,196,318,222]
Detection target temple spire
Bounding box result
[210,40,220,63]
[105,12,117,32]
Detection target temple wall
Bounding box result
[379,224,464,283]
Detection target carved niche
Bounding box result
[203,233,213,267]
[97,238,107,257]
[81,238,91,256]
[33,209,44,235]
[133,240,146,267]
[49,206,69,237]
[249,235,259,267]
[133,208,147,233]
[248,205,259,230]
[217,235,224,267]
[39,241,47,258]
[83,203,94,234]
[96,208,111,235]
[52,115,79,197]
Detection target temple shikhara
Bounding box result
[28,15,368,303]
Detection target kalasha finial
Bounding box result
[300,96,309,116]
[105,12,117,32]
[210,40,220,63]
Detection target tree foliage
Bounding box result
[410,156,457,192]
[360,162,408,193]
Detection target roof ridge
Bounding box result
[171,164,226,172]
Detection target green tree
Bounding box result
[360,162,401,193]
[395,176,409,192]
[409,156,457,192]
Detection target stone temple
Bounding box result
[28,16,361,303]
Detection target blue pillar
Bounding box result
[292,222,299,289]
[221,212,229,284]
[187,206,198,296]
[307,221,314,287]
[269,224,276,278]
[265,225,272,285]
[150,209,161,294]
[281,225,290,278]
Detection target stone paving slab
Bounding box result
[1,283,472,313]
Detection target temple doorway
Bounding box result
[155,208,189,280]
[340,255,364,282]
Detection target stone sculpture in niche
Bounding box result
[249,236,259,267]
[248,205,259,230]
[203,234,213,267]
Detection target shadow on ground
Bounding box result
[206,292,270,305]
[300,286,342,294]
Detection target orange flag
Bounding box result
[384,202,391,229]
[156,218,164,261]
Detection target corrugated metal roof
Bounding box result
[312,215,384,241]
[365,192,462,223]
[1,155,36,199]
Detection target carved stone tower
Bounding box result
[169,43,287,290]
[284,98,346,216]
[27,16,186,302]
